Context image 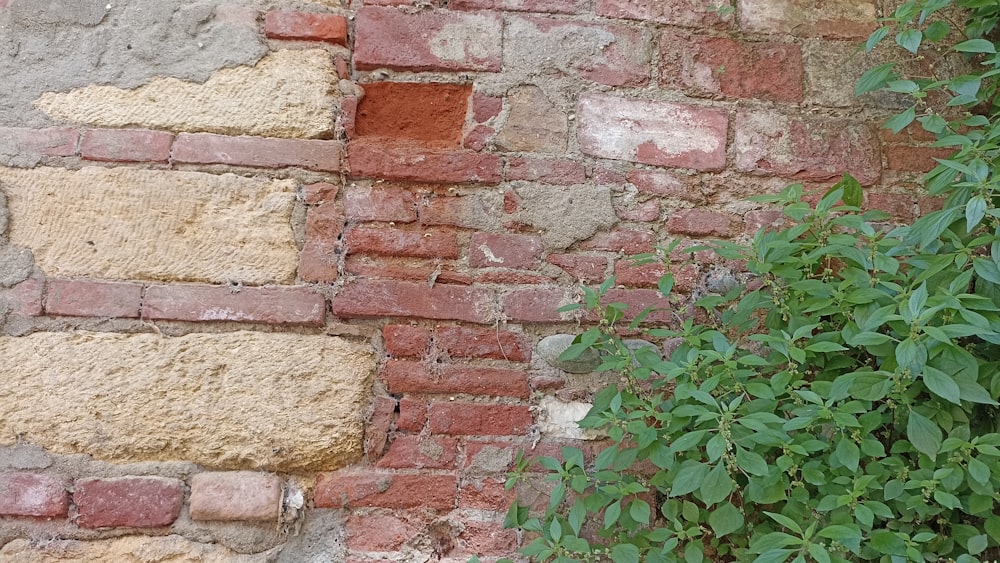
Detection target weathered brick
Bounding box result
[505,17,650,87]
[189,472,283,522]
[142,284,326,325]
[666,209,733,237]
[739,0,877,38]
[44,279,143,318]
[384,359,530,398]
[617,199,661,222]
[469,233,542,270]
[333,279,494,323]
[428,403,533,435]
[451,0,586,13]
[457,520,519,556]
[171,134,342,172]
[464,125,495,151]
[596,0,733,27]
[346,227,459,259]
[314,472,457,510]
[398,398,428,432]
[354,7,502,72]
[356,83,471,147]
[660,33,803,102]
[597,289,672,323]
[626,170,698,200]
[345,257,472,286]
[0,127,78,165]
[476,271,552,284]
[579,229,655,253]
[436,325,530,362]
[376,435,459,469]
[349,140,502,184]
[299,201,343,283]
[614,260,666,288]
[384,325,432,358]
[74,477,182,528]
[346,514,425,551]
[472,93,503,122]
[80,129,173,163]
[578,93,728,171]
[419,192,503,231]
[264,11,349,45]
[866,192,915,222]
[744,210,785,234]
[0,278,44,317]
[506,158,586,185]
[0,473,69,517]
[459,480,516,510]
[885,145,955,173]
[734,111,881,185]
[547,254,608,283]
[500,287,574,323]
[495,85,567,154]
[303,182,340,205]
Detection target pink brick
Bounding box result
[473,93,503,122]
[315,472,457,510]
[349,140,502,184]
[171,133,342,172]
[451,0,586,13]
[346,513,425,551]
[264,11,349,45]
[666,209,733,237]
[333,279,494,323]
[547,254,608,283]
[627,170,698,200]
[469,233,542,270]
[617,199,660,222]
[189,472,283,522]
[74,477,182,528]
[578,93,728,171]
[744,210,785,233]
[376,435,459,469]
[500,287,574,323]
[660,33,804,102]
[354,7,502,72]
[428,403,533,435]
[597,0,733,27]
[303,182,339,205]
[739,0,877,38]
[346,227,459,259]
[436,325,530,362]
[344,184,418,223]
[734,111,881,185]
[506,158,586,185]
[383,359,530,398]
[0,127,78,160]
[579,229,655,253]
[44,279,142,318]
[0,473,70,517]
[384,325,432,358]
[142,284,325,326]
[80,129,173,163]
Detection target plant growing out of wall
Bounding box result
[487,1,1000,561]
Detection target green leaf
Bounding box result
[709,502,745,537]
[968,534,989,555]
[954,38,997,53]
[611,544,640,563]
[884,106,916,133]
[924,20,950,42]
[670,460,708,497]
[896,29,923,53]
[922,365,962,405]
[866,26,890,51]
[818,524,863,553]
[629,499,651,525]
[737,447,770,477]
[856,63,898,96]
[968,456,991,485]
[568,499,585,536]
[908,410,943,458]
[967,195,987,232]
[834,435,860,472]
[700,463,734,506]
[764,511,803,534]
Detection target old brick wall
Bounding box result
[0,0,933,560]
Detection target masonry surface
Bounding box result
[0,0,934,560]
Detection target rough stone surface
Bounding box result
[509,185,616,250]
[190,472,283,522]
[0,0,268,128]
[0,332,375,471]
[0,127,78,168]
[0,189,7,240]
[537,334,600,373]
[1,166,299,284]
[0,536,277,562]
[0,245,33,288]
[0,444,52,470]
[276,510,347,562]
[739,0,877,38]
[495,85,568,154]
[33,50,338,139]
[537,396,603,440]
[597,0,734,27]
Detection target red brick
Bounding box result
[579,229,655,253]
[614,260,666,288]
[436,325,530,362]
[189,472,282,522]
[142,284,325,325]
[314,472,457,510]
[0,278,44,317]
[264,11,349,45]
[734,111,881,185]
[666,209,732,237]
[464,125,495,151]
[346,227,458,259]
[366,396,398,458]
[347,514,425,551]
[578,93,728,171]
[459,480,516,510]
[505,158,586,185]
[473,93,503,122]
[0,473,70,517]
[885,145,955,173]
[299,201,343,283]
[341,95,359,138]
[384,359,530,398]
[171,134,342,172]
[463,441,519,471]
[345,257,472,285]
[469,233,542,270]
[356,83,471,147]
[80,129,173,163]
[597,0,732,27]
[744,210,785,234]
[354,7,502,72]
[597,289,672,323]
[344,185,417,224]
[376,435,459,469]
[617,199,661,222]
[627,170,699,200]
[349,140,502,184]
[74,477,182,528]
[44,279,142,318]
[739,0,877,38]
[398,398,428,431]
[547,254,608,283]
[419,193,502,229]
[500,287,574,323]
[879,122,937,144]
[866,192,915,222]
[333,279,494,323]
[428,403,533,436]
[451,0,586,13]
[475,271,553,284]
[506,17,650,87]
[457,520,519,555]
[660,33,803,102]
[303,182,339,204]
[0,127,77,162]
[384,325,432,358]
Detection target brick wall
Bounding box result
[0,0,931,560]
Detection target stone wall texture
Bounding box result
[0,0,932,560]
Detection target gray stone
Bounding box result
[0,245,33,288]
[0,189,7,241]
[663,337,685,359]
[0,443,52,470]
[495,85,567,154]
[511,185,616,250]
[704,266,740,295]
[277,510,348,563]
[538,333,600,374]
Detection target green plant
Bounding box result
[491,2,1000,561]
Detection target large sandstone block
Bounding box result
[0,166,298,284]
[0,536,275,562]
[0,332,375,471]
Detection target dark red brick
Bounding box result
[436,325,530,362]
[346,513,425,551]
[469,233,542,270]
[171,134,343,172]
[74,477,182,528]
[376,435,459,469]
[428,403,533,436]
[384,325,432,358]
[314,472,457,510]
[333,279,494,323]
[464,125,495,151]
[264,11,349,44]
[383,359,530,398]
[0,278,43,317]
[457,520,519,556]
[617,199,661,222]
[43,279,142,318]
[344,257,472,285]
[142,284,325,325]
[597,289,672,323]
[346,227,459,259]
[349,140,502,184]
[459,480,516,510]
[397,398,428,432]
[419,193,502,229]
[0,473,70,517]
[303,182,339,204]
[80,129,173,163]
[866,192,915,222]
[885,145,956,173]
